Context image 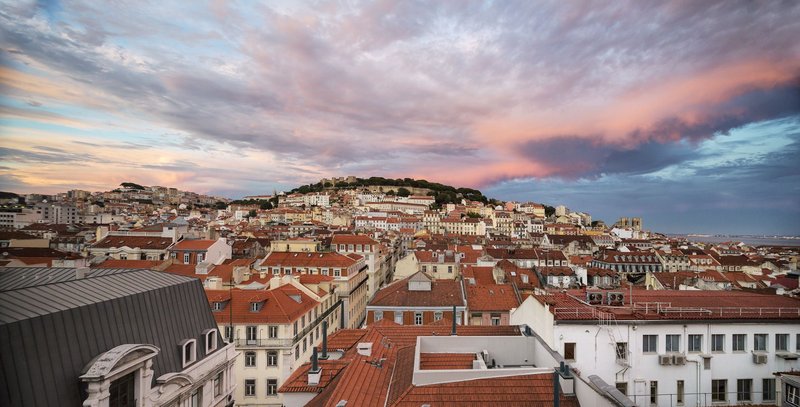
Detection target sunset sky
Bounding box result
[1,1,799,234]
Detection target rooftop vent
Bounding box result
[357,343,372,357]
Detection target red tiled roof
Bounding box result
[369,274,464,308]
[392,374,579,406]
[461,266,496,285]
[262,251,359,268]
[205,286,318,324]
[279,359,350,393]
[91,236,173,250]
[419,353,476,370]
[93,259,164,269]
[465,284,520,312]
[173,239,217,250]
[331,234,378,245]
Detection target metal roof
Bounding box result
[0,267,148,292]
[0,268,222,407]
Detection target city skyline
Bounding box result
[1,0,799,235]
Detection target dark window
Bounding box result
[688,334,702,352]
[245,379,256,397]
[643,335,657,353]
[108,371,136,407]
[737,379,752,402]
[763,378,776,402]
[564,343,576,360]
[776,334,789,351]
[245,351,256,367]
[267,379,278,396]
[711,334,724,352]
[649,381,658,405]
[214,372,223,397]
[267,351,278,366]
[754,334,768,351]
[712,379,727,402]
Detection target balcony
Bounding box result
[233,338,294,348]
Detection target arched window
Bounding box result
[181,339,197,367]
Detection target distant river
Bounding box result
[669,234,800,247]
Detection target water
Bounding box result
[669,234,800,247]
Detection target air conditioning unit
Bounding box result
[659,355,672,365]
[753,353,768,364]
[672,354,687,365]
[607,292,624,305]
[586,292,603,304]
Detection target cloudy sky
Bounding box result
[1,0,799,234]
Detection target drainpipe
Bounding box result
[451,305,457,336]
[687,359,700,407]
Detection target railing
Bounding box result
[234,338,294,348]
[631,390,780,407]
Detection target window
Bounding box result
[205,329,218,353]
[615,382,627,396]
[776,334,789,351]
[303,337,307,352]
[688,334,702,352]
[433,311,443,321]
[267,379,278,396]
[564,342,576,360]
[108,371,136,407]
[267,351,278,366]
[712,379,727,402]
[272,267,280,275]
[183,253,190,263]
[788,384,800,406]
[294,345,300,360]
[737,379,752,402]
[245,351,256,367]
[414,312,423,325]
[293,321,298,336]
[616,342,628,361]
[197,253,204,263]
[269,325,278,338]
[666,334,680,352]
[448,266,453,273]
[490,313,501,326]
[797,334,800,351]
[394,311,403,325]
[212,302,224,312]
[711,334,724,352]
[374,310,383,321]
[643,335,658,353]
[649,381,658,405]
[677,380,684,405]
[334,269,341,277]
[754,333,768,352]
[422,265,427,273]
[250,302,260,312]
[182,339,197,367]
[224,326,233,342]
[246,326,257,345]
[433,266,438,273]
[244,379,255,397]
[190,388,201,407]
[763,378,776,402]
[214,372,223,397]
[733,334,746,352]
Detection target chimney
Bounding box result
[451,305,457,336]
[319,320,329,360]
[75,267,88,280]
[308,347,322,385]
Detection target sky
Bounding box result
[1,0,799,235]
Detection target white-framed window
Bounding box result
[212,302,224,312]
[321,268,329,276]
[190,388,201,407]
[733,334,746,351]
[334,269,341,277]
[712,379,727,402]
[267,351,278,366]
[246,326,257,345]
[788,383,800,406]
[295,345,300,360]
[183,253,190,263]
[224,326,234,342]
[763,378,776,402]
[433,311,442,321]
[776,334,789,351]
[711,334,724,352]
[374,311,383,321]
[213,372,223,397]
[197,253,204,263]
[665,334,680,352]
[414,312,423,325]
[182,339,197,367]
[754,333,768,352]
[204,329,218,353]
[688,334,702,352]
[490,313,501,326]
[244,379,256,397]
[250,302,260,312]
[245,351,256,367]
[267,379,278,396]
[394,311,403,325]
[737,379,752,402]
[268,325,278,338]
[642,335,658,353]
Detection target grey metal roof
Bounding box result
[0,267,147,292]
[0,269,223,407]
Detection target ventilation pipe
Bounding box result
[320,320,329,360]
[451,305,457,336]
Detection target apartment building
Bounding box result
[512,289,800,406]
[206,280,338,407]
[169,238,232,265]
[366,271,466,326]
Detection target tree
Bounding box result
[386,190,395,196]
[396,187,411,197]
[466,212,482,218]
[248,209,257,218]
[260,201,273,210]
[214,201,227,210]
[544,205,556,217]
[120,182,145,190]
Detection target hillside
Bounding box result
[289,176,498,207]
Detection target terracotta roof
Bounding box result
[419,353,476,370]
[465,284,520,312]
[461,266,496,285]
[538,266,575,276]
[325,329,367,352]
[205,285,318,324]
[279,359,350,393]
[392,373,579,406]
[369,274,464,308]
[261,251,360,268]
[331,234,377,245]
[172,239,217,250]
[91,236,173,250]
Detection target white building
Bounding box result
[512,289,800,406]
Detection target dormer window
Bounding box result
[204,329,218,354]
[181,339,197,367]
[212,302,225,312]
[250,302,262,312]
